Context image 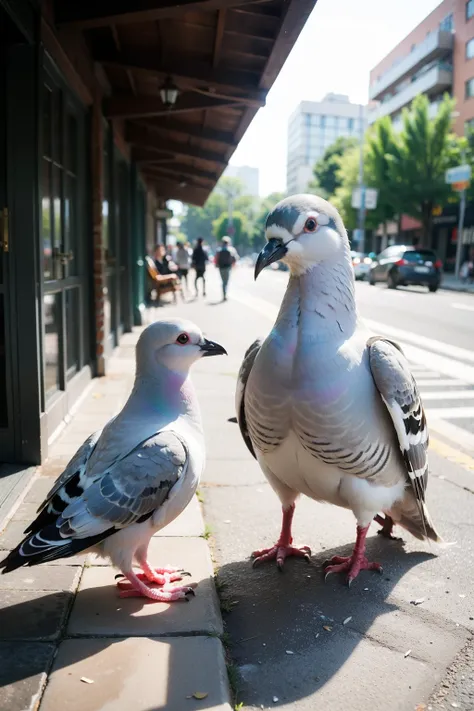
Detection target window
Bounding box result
[467,38,474,59]
[468,0,474,20]
[466,77,474,98]
[439,13,453,32]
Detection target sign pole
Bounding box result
[455,187,466,280]
[357,104,366,253]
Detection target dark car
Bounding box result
[368,245,442,292]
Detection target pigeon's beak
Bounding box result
[199,338,227,357]
[254,238,288,280]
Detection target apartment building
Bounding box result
[223,164,260,196]
[369,0,474,134]
[286,94,365,195]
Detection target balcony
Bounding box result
[368,65,452,125]
[390,100,442,132]
[369,30,453,102]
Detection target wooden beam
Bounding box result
[56,0,267,29]
[135,118,237,147]
[126,123,227,165]
[132,147,177,163]
[142,162,217,183]
[104,92,241,119]
[213,9,226,68]
[94,49,265,102]
[148,177,210,206]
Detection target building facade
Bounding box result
[0,0,315,472]
[368,0,474,134]
[223,164,260,196]
[286,94,365,195]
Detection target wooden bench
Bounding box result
[145,255,181,305]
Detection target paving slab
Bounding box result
[0,565,81,592]
[0,641,55,711]
[0,518,30,550]
[68,537,222,637]
[39,636,231,711]
[23,477,55,504]
[0,590,72,640]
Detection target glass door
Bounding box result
[41,60,87,408]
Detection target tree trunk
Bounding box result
[421,202,433,247]
[381,221,388,251]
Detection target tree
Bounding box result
[213,210,249,250]
[364,116,399,243]
[250,191,286,251]
[180,191,226,243]
[310,136,359,197]
[386,93,460,246]
[331,146,361,231]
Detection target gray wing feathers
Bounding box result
[236,338,263,459]
[59,431,187,538]
[368,336,429,503]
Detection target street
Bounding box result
[187,265,474,711]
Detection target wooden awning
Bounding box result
[54,0,317,205]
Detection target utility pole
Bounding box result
[356,103,366,254]
[455,148,467,280]
[227,195,234,237]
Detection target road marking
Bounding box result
[363,318,474,365]
[416,378,468,387]
[429,435,474,471]
[422,390,474,401]
[451,302,474,312]
[425,406,474,419]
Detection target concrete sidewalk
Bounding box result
[441,274,474,293]
[0,321,231,711]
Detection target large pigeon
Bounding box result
[1,318,226,601]
[236,194,440,585]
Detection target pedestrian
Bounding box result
[215,236,238,301]
[174,242,192,292]
[191,237,209,297]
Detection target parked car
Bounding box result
[368,245,442,292]
[351,251,373,280]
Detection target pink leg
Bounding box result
[252,504,311,570]
[324,524,383,586]
[117,570,197,602]
[374,514,402,541]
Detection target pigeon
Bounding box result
[1,318,226,601]
[236,194,440,585]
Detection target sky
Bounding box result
[228,0,442,196]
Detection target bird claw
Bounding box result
[251,543,312,569]
[323,554,383,585]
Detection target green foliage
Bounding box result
[311,136,359,197]
[213,210,249,249]
[386,93,459,244]
[365,116,398,229]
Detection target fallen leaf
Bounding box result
[343,617,352,625]
[191,692,208,700]
[415,704,426,711]
[404,649,412,658]
[323,625,332,632]
[80,677,94,684]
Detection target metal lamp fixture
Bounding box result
[160,77,179,108]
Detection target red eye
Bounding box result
[176,333,190,345]
[304,218,318,232]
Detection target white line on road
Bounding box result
[428,418,474,455]
[416,378,468,387]
[425,406,474,419]
[421,390,474,401]
[451,302,474,312]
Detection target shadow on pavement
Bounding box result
[217,537,435,708]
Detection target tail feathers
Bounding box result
[391,497,441,543]
[0,526,114,574]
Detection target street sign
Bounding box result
[452,180,470,192]
[352,228,363,244]
[155,208,173,219]
[445,164,472,184]
[351,187,378,210]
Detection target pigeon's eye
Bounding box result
[304,218,318,233]
[176,333,190,345]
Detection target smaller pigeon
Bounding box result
[1,319,226,602]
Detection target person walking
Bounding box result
[215,236,238,301]
[191,237,209,297]
[174,242,192,292]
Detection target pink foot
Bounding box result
[252,543,311,569]
[374,514,402,541]
[117,570,197,602]
[251,503,310,570]
[323,524,383,586]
